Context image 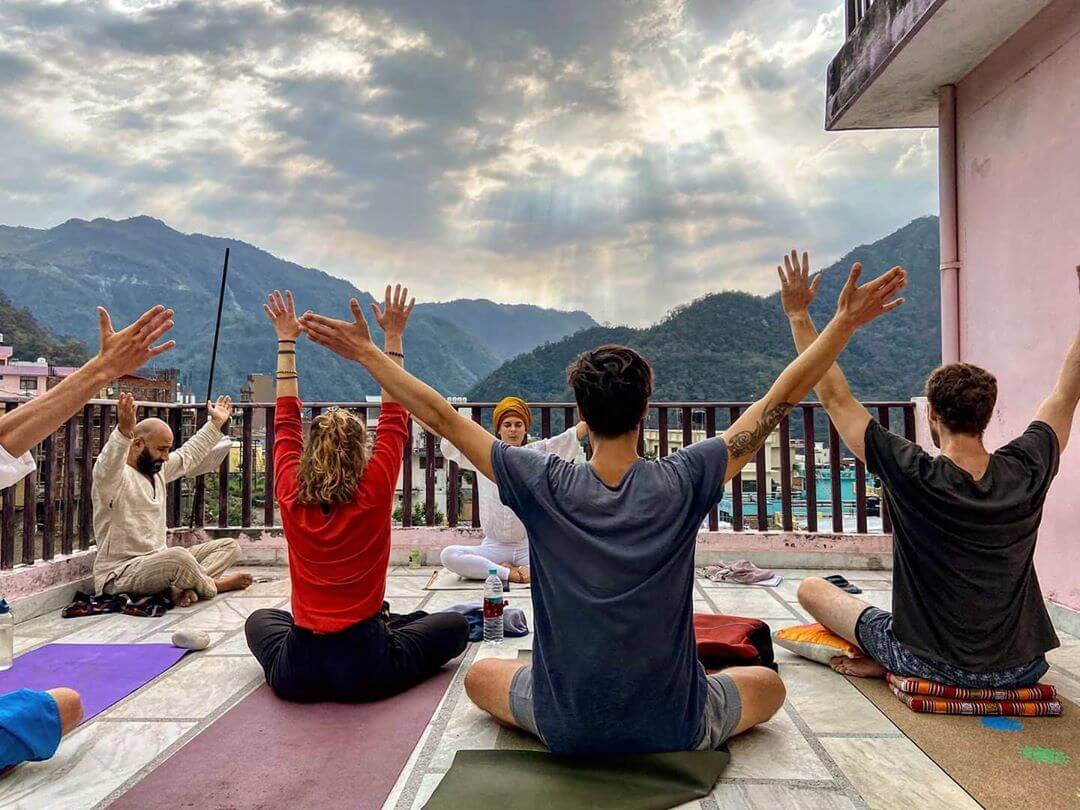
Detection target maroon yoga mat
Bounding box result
[112,658,462,810]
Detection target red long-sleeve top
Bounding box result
[274,396,409,633]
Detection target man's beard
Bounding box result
[137,449,164,476]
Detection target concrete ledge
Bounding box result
[1047,599,1080,639]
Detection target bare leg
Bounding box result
[798,577,885,679]
[723,666,787,737]
[464,658,529,728]
[46,688,84,736]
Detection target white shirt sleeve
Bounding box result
[527,425,582,462]
[0,443,36,489]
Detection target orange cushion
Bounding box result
[773,623,860,665]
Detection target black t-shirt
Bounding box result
[864,419,1060,672]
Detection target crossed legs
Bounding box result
[797,577,886,678]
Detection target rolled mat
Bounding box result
[0,643,188,722]
[424,749,729,810]
[112,656,463,810]
[848,675,1078,810]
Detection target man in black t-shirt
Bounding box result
[779,252,1079,687]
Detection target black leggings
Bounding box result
[244,608,469,702]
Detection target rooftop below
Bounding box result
[2,564,1077,808]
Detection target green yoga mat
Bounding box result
[424,749,729,810]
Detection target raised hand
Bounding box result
[97,305,176,378]
[835,262,906,329]
[207,395,233,429]
[117,392,137,438]
[263,290,301,341]
[300,299,375,363]
[371,284,415,338]
[778,249,822,317]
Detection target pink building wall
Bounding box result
[955,0,1080,610]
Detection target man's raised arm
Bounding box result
[721,257,906,482]
[780,250,875,462]
[0,306,175,459]
[299,299,497,481]
[1033,266,1080,453]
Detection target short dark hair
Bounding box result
[925,363,997,436]
[566,344,653,438]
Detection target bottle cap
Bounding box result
[488,568,497,575]
[0,599,10,614]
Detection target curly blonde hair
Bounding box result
[297,408,373,505]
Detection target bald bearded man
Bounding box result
[92,392,252,607]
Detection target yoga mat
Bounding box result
[425,749,729,810]
[424,567,530,594]
[113,656,463,810]
[849,676,1079,810]
[0,643,188,722]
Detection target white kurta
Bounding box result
[0,444,35,489]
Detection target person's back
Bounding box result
[865,417,1059,671]
[492,437,728,753]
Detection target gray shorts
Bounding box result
[508,666,742,750]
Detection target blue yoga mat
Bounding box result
[0,643,188,722]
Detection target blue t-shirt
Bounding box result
[491,437,729,754]
[0,689,62,770]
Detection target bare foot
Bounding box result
[830,655,886,678]
[169,586,199,608]
[514,565,530,584]
[214,572,254,594]
[504,565,529,584]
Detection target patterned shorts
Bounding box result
[855,607,1049,688]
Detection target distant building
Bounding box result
[0,333,75,397]
[100,368,180,403]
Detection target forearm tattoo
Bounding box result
[727,403,793,459]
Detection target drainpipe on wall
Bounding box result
[938,85,961,364]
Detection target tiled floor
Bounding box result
[2,566,1078,809]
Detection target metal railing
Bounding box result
[846,0,877,36]
[0,397,916,569]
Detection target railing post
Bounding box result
[21,463,36,566]
[706,408,719,531]
[803,407,818,533]
[658,407,669,459]
[681,407,693,451]
[241,407,253,528]
[855,455,868,534]
[829,420,843,533]
[78,404,94,549]
[167,406,183,528]
[1,401,16,569]
[876,406,892,534]
[41,433,56,561]
[541,407,551,440]
[61,419,76,555]
[779,415,793,532]
[192,404,207,528]
[470,407,483,528]
[217,444,230,529]
[754,442,768,531]
[846,0,857,36]
[425,427,437,526]
[729,407,744,531]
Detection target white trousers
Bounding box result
[440,540,530,581]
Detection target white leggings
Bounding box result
[440,540,530,582]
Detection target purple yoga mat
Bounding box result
[112,657,463,810]
[0,643,189,722]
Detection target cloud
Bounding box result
[0,0,936,325]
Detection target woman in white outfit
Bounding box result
[439,396,586,584]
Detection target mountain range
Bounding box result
[0,217,594,399]
[468,216,941,403]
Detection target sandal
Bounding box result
[824,574,862,594]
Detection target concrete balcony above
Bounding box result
[826,0,1055,131]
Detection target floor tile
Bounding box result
[0,719,195,810]
[782,664,899,734]
[58,614,171,644]
[165,597,285,631]
[713,783,857,809]
[706,588,799,619]
[1046,643,1080,675]
[108,655,263,719]
[821,737,979,810]
[12,634,50,655]
[429,690,502,771]
[16,612,106,641]
[384,578,428,597]
[724,709,831,780]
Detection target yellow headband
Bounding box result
[493,396,531,434]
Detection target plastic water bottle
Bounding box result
[0,599,13,672]
[483,568,504,644]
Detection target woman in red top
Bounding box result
[244,288,468,702]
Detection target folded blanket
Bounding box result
[61,591,172,619]
[888,683,1062,716]
[886,673,1057,702]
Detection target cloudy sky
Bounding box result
[0,0,937,325]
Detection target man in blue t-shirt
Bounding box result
[300,268,908,753]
